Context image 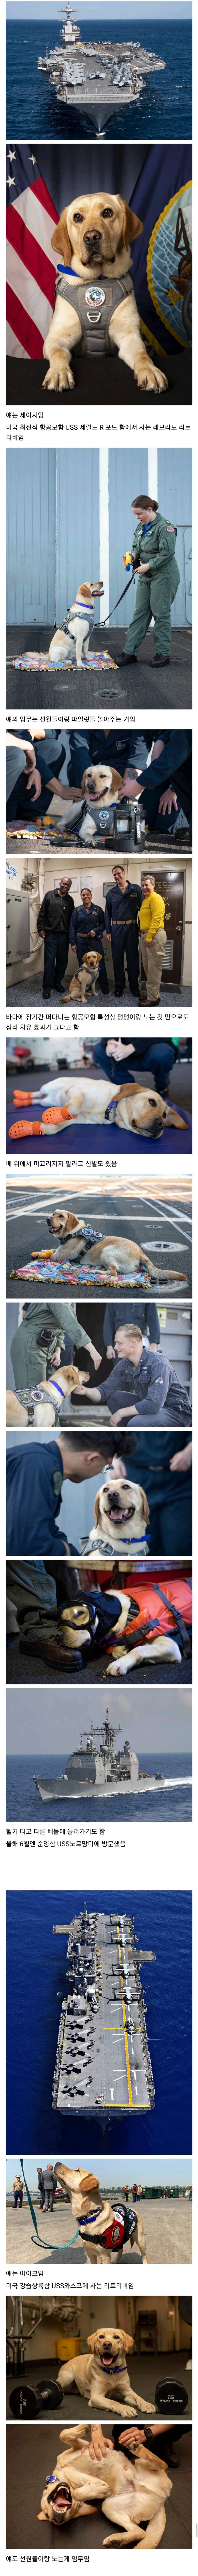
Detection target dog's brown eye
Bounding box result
[102,207,114,218]
[73,212,83,223]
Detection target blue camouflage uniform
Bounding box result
[6,1441,70,1557]
[104,882,141,995]
[70,900,108,993]
[98,1350,192,1424]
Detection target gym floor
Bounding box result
[6,2420,192,2545]
[6,2351,192,2423]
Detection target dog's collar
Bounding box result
[56,264,133,280]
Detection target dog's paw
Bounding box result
[43,362,74,392]
[133,353,168,393]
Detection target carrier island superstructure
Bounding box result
[52,1901,155,2124]
[38,4,166,128]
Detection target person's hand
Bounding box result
[106,932,112,943]
[53,1346,61,1364]
[87,1340,101,1371]
[118,772,143,801]
[170,1443,192,1473]
[107,1345,114,1360]
[26,762,41,793]
[88,2429,114,2460]
[111,1453,127,1478]
[158,788,178,816]
[118,2429,147,2451]
[139,560,150,571]
[25,744,36,772]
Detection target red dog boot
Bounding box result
[9,1121,41,1138]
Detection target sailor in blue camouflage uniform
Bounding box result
[70,885,108,993]
[104,865,141,995]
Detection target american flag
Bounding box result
[6,145,58,357]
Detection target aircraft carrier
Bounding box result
[38,4,166,131]
[52,1899,155,2122]
[35,1708,165,1802]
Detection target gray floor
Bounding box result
[6,972,192,1009]
[6,2352,192,2423]
[6,1185,192,1298]
[6,2192,192,2270]
[6,2421,193,2549]
[6,625,192,711]
[6,1638,192,1689]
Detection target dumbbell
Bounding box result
[155,2380,188,2416]
[9,2378,64,2420]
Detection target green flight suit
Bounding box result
[124,511,180,661]
[10,1301,91,1391]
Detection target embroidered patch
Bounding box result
[147,183,192,347]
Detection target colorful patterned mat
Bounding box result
[10,1261,152,1287]
[11,651,117,672]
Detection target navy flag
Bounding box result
[130,145,192,359]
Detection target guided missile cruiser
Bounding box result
[52,1900,155,2125]
[34,1708,165,1803]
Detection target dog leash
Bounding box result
[103,567,135,624]
[20,2160,79,2252]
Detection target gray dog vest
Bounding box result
[55,267,133,355]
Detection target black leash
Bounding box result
[103,566,135,625]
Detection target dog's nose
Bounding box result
[83,229,102,248]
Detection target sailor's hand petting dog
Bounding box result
[88,2430,114,2461]
[118,772,143,800]
[105,1039,135,1061]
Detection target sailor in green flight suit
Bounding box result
[117,493,180,669]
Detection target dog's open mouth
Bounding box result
[50,2485,72,2521]
[105,1497,135,1523]
[101,2347,114,2369]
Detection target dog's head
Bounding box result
[87,2327,134,2371]
[93,1476,149,1540]
[120,1083,187,1139]
[80,949,101,973]
[47,1208,82,1239]
[54,2162,99,2195]
[81,764,123,800]
[40,2476,74,2527]
[76,581,104,602]
[51,193,143,277]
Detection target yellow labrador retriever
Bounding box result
[48,582,104,670]
[21,1074,186,1139]
[39,2426,171,2543]
[43,193,167,396]
[83,1474,150,1557]
[45,1209,188,1287]
[81,763,123,803]
[69,950,102,1002]
[56,2325,155,2416]
[53,2161,147,2266]
[6,1364,90,1429]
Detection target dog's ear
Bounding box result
[117,195,143,248]
[141,1488,150,1527]
[87,2332,97,2351]
[122,2330,134,2352]
[51,211,72,264]
[80,770,87,792]
[94,1489,102,1527]
[165,1107,187,1130]
[81,2171,99,2195]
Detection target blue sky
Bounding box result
[6,1683,192,1754]
[6,3,192,20]
[6,2153,192,2189]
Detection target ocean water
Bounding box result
[6,1749,192,1824]
[6,1886,192,2153]
[6,14,192,140]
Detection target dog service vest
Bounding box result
[55,266,133,355]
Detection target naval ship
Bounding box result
[34,1708,164,1802]
[38,4,166,132]
[52,1899,155,2121]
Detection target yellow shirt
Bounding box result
[139,891,165,945]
